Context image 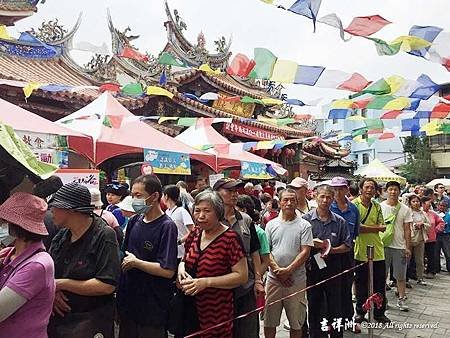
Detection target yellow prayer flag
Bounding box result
[270,60,298,83]
[383,97,410,110]
[385,75,406,94]
[331,99,355,109]
[256,141,274,150]
[261,98,283,105]
[0,25,12,40]
[198,64,221,75]
[391,36,432,52]
[257,116,277,125]
[421,120,442,136]
[158,117,178,124]
[23,82,42,99]
[346,115,366,121]
[259,0,274,3]
[353,135,365,143]
[146,86,174,98]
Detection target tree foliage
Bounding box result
[399,136,435,184]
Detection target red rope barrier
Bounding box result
[184,261,368,338]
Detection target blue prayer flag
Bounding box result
[410,74,440,100]
[328,109,349,119]
[401,119,421,131]
[289,0,322,31]
[413,111,431,119]
[294,65,325,85]
[408,25,443,57]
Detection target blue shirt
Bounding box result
[303,209,352,249]
[443,211,450,234]
[106,204,126,228]
[117,214,178,326]
[330,199,360,241]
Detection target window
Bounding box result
[354,154,359,162]
[362,153,370,165]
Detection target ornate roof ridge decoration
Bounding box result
[105,9,163,82]
[163,0,231,70]
[0,1,42,26]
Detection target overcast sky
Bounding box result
[15,0,450,103]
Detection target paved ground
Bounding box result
[262,270,450,337]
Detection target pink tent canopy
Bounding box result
[57,92,217,169]
[176,124,286,173]
[0,98,94,161]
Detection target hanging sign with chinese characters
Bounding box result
[212,94,255,118]
[55,169,100,189]
[240,161,275,180]
[15,131,69,168]
[223,121,284,141]
[144,149,191,175]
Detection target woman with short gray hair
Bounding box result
[175,190,248,337]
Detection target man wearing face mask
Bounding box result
[117,175,178,338]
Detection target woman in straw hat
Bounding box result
[0,192,55,338]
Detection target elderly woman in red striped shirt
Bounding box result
[178,190,248,338]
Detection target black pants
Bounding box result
[425,241,439,274]
[437,233,450,272]
[307,260,344,338]
[233,290,259,338]
[355,260,386,318]
[341,251,355,323]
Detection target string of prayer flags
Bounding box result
[270,59,298,83]
[249,48,277,80]
[226,53,256,77]
[118,47,149,62]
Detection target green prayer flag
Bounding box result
[367,137,377,146]
[350,78,391,99]
[240,96,263,105]
[439,123,450,134]
[158,52,185,67]
[102,116,112,128]
[352,127,368,137]
[0,122,57,179]
[367,37,402,56]
[364,118,384,130]
[248,48,277,80]
[121,83,144,96]
[277,118,295,126]
[366,96,395,109]
[177,118,197,127]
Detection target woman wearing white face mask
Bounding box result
[116,175,178,338]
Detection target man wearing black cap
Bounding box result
[48,182,121,337]
[213,178,262,338]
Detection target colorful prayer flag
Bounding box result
[294,65,325,85]
[227,53,256,77]
[344,15,391,37]
[121,83,144,96]
[380,110,402,119]
[270,59,298,83]
[146,86,174,98]
[23,82,42,99]
[119,47,149,62]
[337,73,371,92]
[383,97,410,110]
[328,109,349,119]
[390,36,432,52]
[249,48,277,80]
[366,96,395,109]
[288,0,322,31]
[410,74,440,100]
[158,52,185,67]
[0,25,12,40]
[408,25,443,57]
[350,78,391,99]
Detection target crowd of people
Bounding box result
[0,174,449,338]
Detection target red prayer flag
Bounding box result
[99,83,121,93]
[442,57,450,72]
[222,96,241,102]
[344,15,391,36]
[380,110,402,119]
[337,73,371,92]
[196,118,214,128]
[432,103,450,112]
[227,53,256,77]
[368,129,384,135]
[354,98,373,109]
[378,132,395,140]
[119,47,149,62]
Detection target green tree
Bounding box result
[399,136,435,184]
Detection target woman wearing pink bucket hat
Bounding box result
[0,192,55,338]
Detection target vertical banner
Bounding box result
[144,149,191,175]
[240,161,275,179]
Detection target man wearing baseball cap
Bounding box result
[330,177,361,333]
[288,177,313,215]
[213,178,262,338]
[48,182,121,337]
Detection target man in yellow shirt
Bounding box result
[352,178,391,324]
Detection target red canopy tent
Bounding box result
[0,98,94,161]
[57,92,217,169]
[175,124,287,174]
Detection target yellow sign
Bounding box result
[213,96,255,118]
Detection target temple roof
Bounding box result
[174,69,273,99]
[0,0,38,26]
[162,1,231,70]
